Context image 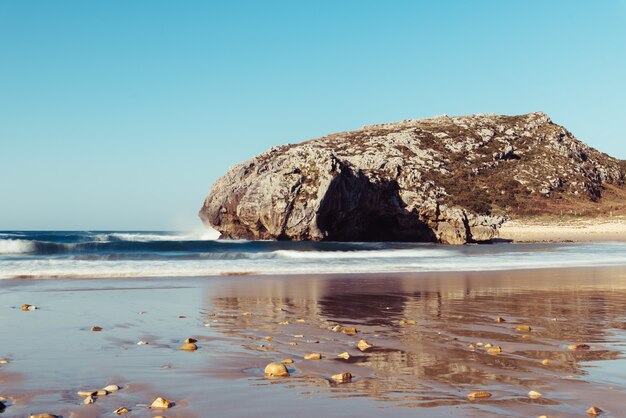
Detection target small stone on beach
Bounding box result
[515,325,532,332]
[150,397,173,409]
[114,407,129,415]
[22,304,37,311]
[184,338,197,344]
[331,325,343,332]
[280,359,294,364]
[83,395,95,405]
[528,390,542,399]
[91,326,103,332]
[541,359,550,365]
[137,341,148,345]
[304,353,322,360]
[103,384,121,392]
[342,327,358,335]
[338,352,350,359]
[0,359,9,365]
[77,390,96,397]
[487,346,502,354]
[264,362,290,378]
[587,406,603,415]
[495,316,506,322]
[331,372,352,383]
[569,344,591,350]
[29,415,59,418]
[467,391,492,400]
[357,339,372,351]
[179,343,198,351]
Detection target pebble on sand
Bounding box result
[150,397,173,409]
[114,407,129,415]
[541,359,550,365]
[91,326,103,332]
[467,391,492,400]
[487,346,502,354]
[22,304,37,311]
[495,316,506,322]
[178,343,198,351]
[280,359,294,364]
[0,359,9,365]
[77,391,96,397]
[337,352,350,359]
[29,415,59,418]
[331,325,343,332]
[304,353,322,360]
[342,327,358,335]
[331,372,352,383]
[568,344,591,350]
[184,338,197,344]
[586,406,603,415]
[515,325,532,332]
[83,396,95,405]
[103,384,121,392]
[528,390,542,399]
[278,321,290,325]
[357,340,372,352]
[264,362,290,378]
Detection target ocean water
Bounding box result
[0,230,625,279]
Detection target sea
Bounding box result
[1,230,625,279]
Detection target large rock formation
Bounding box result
[199,112,625,244]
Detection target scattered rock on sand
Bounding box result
[83,395,95,405]
[487,346,502,354]
[357,340,372,351]
[338,352,350,359]
[77,390,96,397]
[495,316,506,322]
[103,384,121,392]
[137,340,148,345]
[467,391,492,400]
[184,338,197,344]
[342,327,358,335]
[95,390,108,396]
[587,406,603,415]
[331,325,343,332]
[264,362,290,378]
[569,344,591,350]
[331,372,352,383]
[22,304,37,311]
[114,407,129,415]
[280,359,294,364]
[541,359,550,365]
[150,397,173,409]
[178,343,198,351]
[0,359,9,365]
[515,325,532,332]
[304,353,322,360]
[91,326,103,332]
[528,390,542,399]
[29,414,59,418]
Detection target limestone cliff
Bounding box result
[199,112,625,244]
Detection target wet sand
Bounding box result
[2,267,626,417]
[499,217,626,242]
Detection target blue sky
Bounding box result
[1,1,625,230]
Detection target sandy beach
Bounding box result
[2,267,626,417]
[499,217,626,243]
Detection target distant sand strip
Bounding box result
[499,217,626,242]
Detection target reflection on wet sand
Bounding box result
[209,267,626,416]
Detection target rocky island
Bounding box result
[200,112,625,244]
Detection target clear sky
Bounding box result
[1,1,625,230]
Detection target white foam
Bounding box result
[0,239,35,254]
[91,228,221,243]
[271,248,453,259]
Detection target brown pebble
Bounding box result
[280,359,294,364]
[487,346,502,354]
[331,372,352,383]
[586,406,603,415]
[331,325,343,332]
[357,339,372,351]
[150,397,173,409]
[467,391,492,400]
[21,304,31,311]
[94,390,108,396]
[515,325,532,332]
[264,362,290,378]
[242,312,252,316]
[541,359,550,365]
[304,353,322,360]
[178,343,198,351]
[264,336,273,341]
[114,407,129,415]
[184,338,197,344]
[342,327,358,335]
[569,344,591,350]
[91,326,103,332]
[495,316,506,322]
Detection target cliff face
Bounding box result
[199,112,625,244]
